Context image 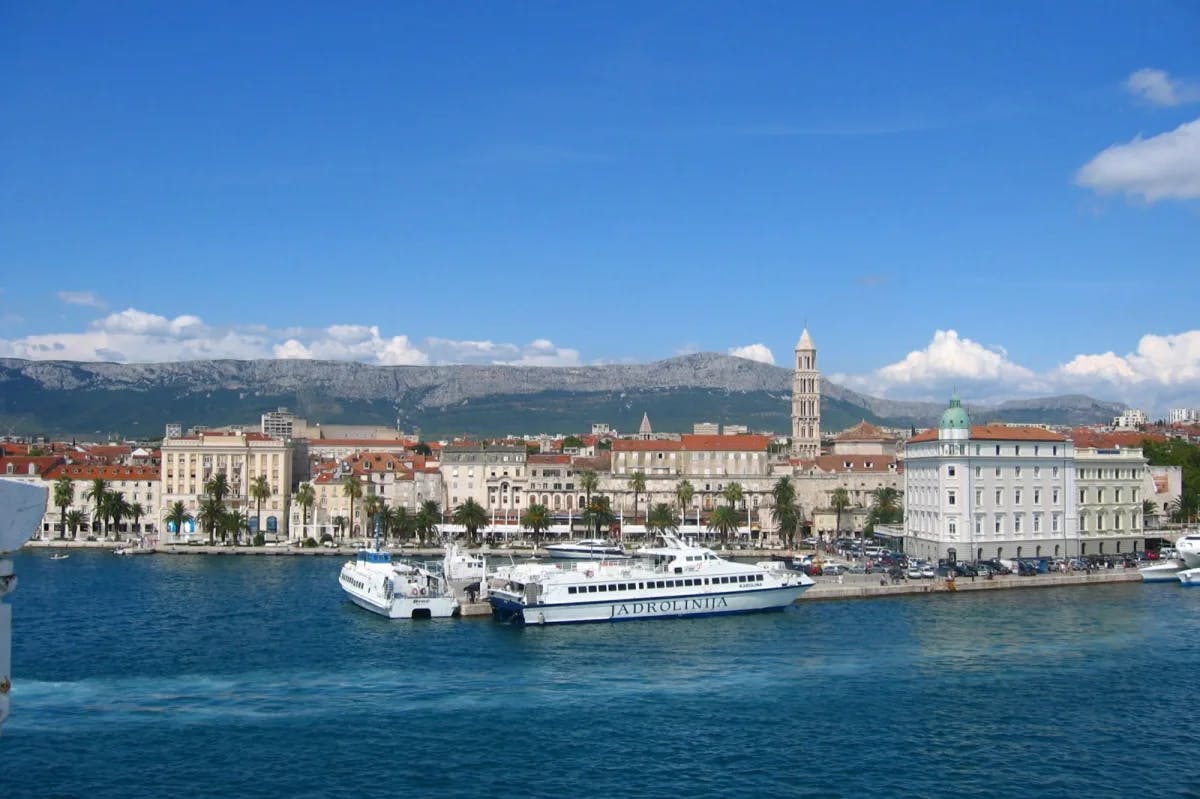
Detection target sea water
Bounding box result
[5,551,1199,798]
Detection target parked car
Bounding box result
[823,564,849,576]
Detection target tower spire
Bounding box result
[791,328,821,459]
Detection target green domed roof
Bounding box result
[940,395,970,430]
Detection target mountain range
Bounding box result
[0,354,1124,440]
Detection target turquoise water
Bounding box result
[6,550,1199,798]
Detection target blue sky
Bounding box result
[2,2,1198,413]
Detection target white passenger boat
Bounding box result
[543,539,629,560]
[488,533,813,625]
[1179,567,1200,587]
[339,547,459,619]
[1175,533,1200,568]
[1139,560,1186,582]
[442,542,487,584]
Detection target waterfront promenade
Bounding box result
[22,538,1145,603]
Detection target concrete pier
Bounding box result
[804,570,1141,600]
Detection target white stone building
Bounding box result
[903,397,1078,563]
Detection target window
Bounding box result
[1052,514,1060,532]
[1034,489,1041,504]
[1053,467,1059,478]
[1015,490,1022,504]
[975,466,982,478]
[1014,515,1022,534]
[948,521,957,535]
[1015,446,1021,456]
[995,517,1003,534]
[1034,466,1041,478]
[948,465,956,477]
[948,490,956,506]
[1033,515,1041,533]
[1052,488,1060,504]
[995,489,1002,504]
[975,489,982,505]
[995,467,1001,477]
[1079,489,1086,504]
[1015,466,1022,477]
[975,517,982,534]
[1115,488,1122,502]
[1097,489,1105,503]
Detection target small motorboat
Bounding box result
[49,553,70,560]
[1178,567,1200,587]
[1139,560,1185,582]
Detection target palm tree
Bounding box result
[415,500,442,546]
[1143,499,1158,529]
[197,497,225,545]
[771,476,801,549]
[521,503,551,548]
[331,515,347,541]
[868,486,903,530]
[222,509,250,546]
[53,476,74,540]
[164,501,193,541]
[628,470,647,523]
[249,474,272,538]
[65,509,86,539]
[579,471,599,507]
[84,478,108,538]
[104,491,131,539]
[205,472,231,503]
[342,476,363,539]
[723,482,744,508]
[830,487,851,538]
[675,479,695,523]
[387,505,412,545]
[454,498,489,546]
[581,495,615,538]
[362,494,384,539]
[646,502,680,536]
[295,482,316,541]
[707,504,740,547]
[129,502,145,536]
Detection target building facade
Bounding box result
[903,397,1078,563]
[159,431,292,540]
[1073,443,1147,556]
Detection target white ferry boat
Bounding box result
[488,533,813,625]
[543,539,630,560]
[1175,532,1200,568]
[1139,560,1186,582]
[339,548,459,619]
[1179,567,1200,587]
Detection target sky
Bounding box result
[2,2,1199,415]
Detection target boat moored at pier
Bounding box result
[543,539,630,560]
[1175,532,1200,568]
[339,547,459,619]
[488,533,813,625]
[1178,567,1200,587]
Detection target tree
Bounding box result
[831,487,851,536]
[628,470,647,522]
[1143,499,1158,528]
[867,487,903,531]
[295,482,316,540]
[101,491,130,539]
[771,477,801,549]
[646,502,680,536]
[84,478,108,538]
[249,474,272,538]
[454,498,489,546]
[332,515,347,540]
[65,509,86,539]
[362,494,384,539]
[387,505,413,544]
[342,476,363,539]
[53,476,74,540]
[129,502,145,536]
[205,472,231,504]
[222,510,250,546]
[707,504,740,547]
[581,495,615,538]
[197,497,225,545]
[723,482,744,508]
[675,479,695,521]
[521,503,551,547]
[415,500,442,546]
[579,471,599,507]
[164,501,193,540]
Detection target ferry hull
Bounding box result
[490,584,809,625]
[345,588,459,619]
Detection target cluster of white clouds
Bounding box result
[728,343,775,365]
[0,306,582,368]
[1076,67,1200,202]
[833,329,1200,413]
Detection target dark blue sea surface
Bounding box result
[6,550,1198,798]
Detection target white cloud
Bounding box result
[728,343,776,365]
[1076,117,1200,202]
[876,330,1034,385]
[835,329,1200,414]
[0,307,586,369]
[1126,68,1200,107]
[56,290,107,309]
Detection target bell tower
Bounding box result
[791,328,821,459]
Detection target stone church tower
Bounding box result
[791,328,821,459]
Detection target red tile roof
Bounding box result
[1070,429,1165,449]
[909,426,1067,444]
[43,464,159,481]
[612,434,771,453]
[528,454,572,464]
[834,421,894,441]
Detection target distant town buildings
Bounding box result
[1169,408,1200,425]
[1112,408,1149,429]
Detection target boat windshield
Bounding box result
[358,550,392,564]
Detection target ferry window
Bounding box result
[568,587,577,594]
[656,581,665,588]
[599,585,607,592]
[757,575,763,581]
[588,585,598,593]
